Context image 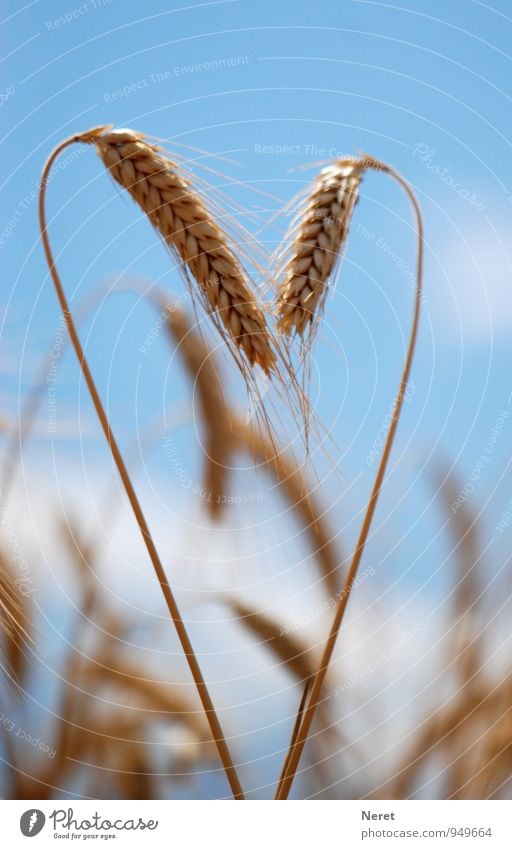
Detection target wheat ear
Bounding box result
[38,130,244,800]
[93,128,276,374]
[276,158,363,336]
[275,155,424,800]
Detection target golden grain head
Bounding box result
[92,128,276,373]
[277,157,364,336]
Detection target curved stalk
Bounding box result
[275,156,424,800]
[38,130,244,800]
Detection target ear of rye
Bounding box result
[95,129,276,373]
[277,159,363,335]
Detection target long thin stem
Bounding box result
[279,677,312,785]
[275,157,424,800]
[38,131,245,800]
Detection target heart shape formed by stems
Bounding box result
[38,127,423,801]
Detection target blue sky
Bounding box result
[2,0,512,576]
[3,1,511,517]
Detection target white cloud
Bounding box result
[432,222,512,342]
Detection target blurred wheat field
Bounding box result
[2,314,510,799]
